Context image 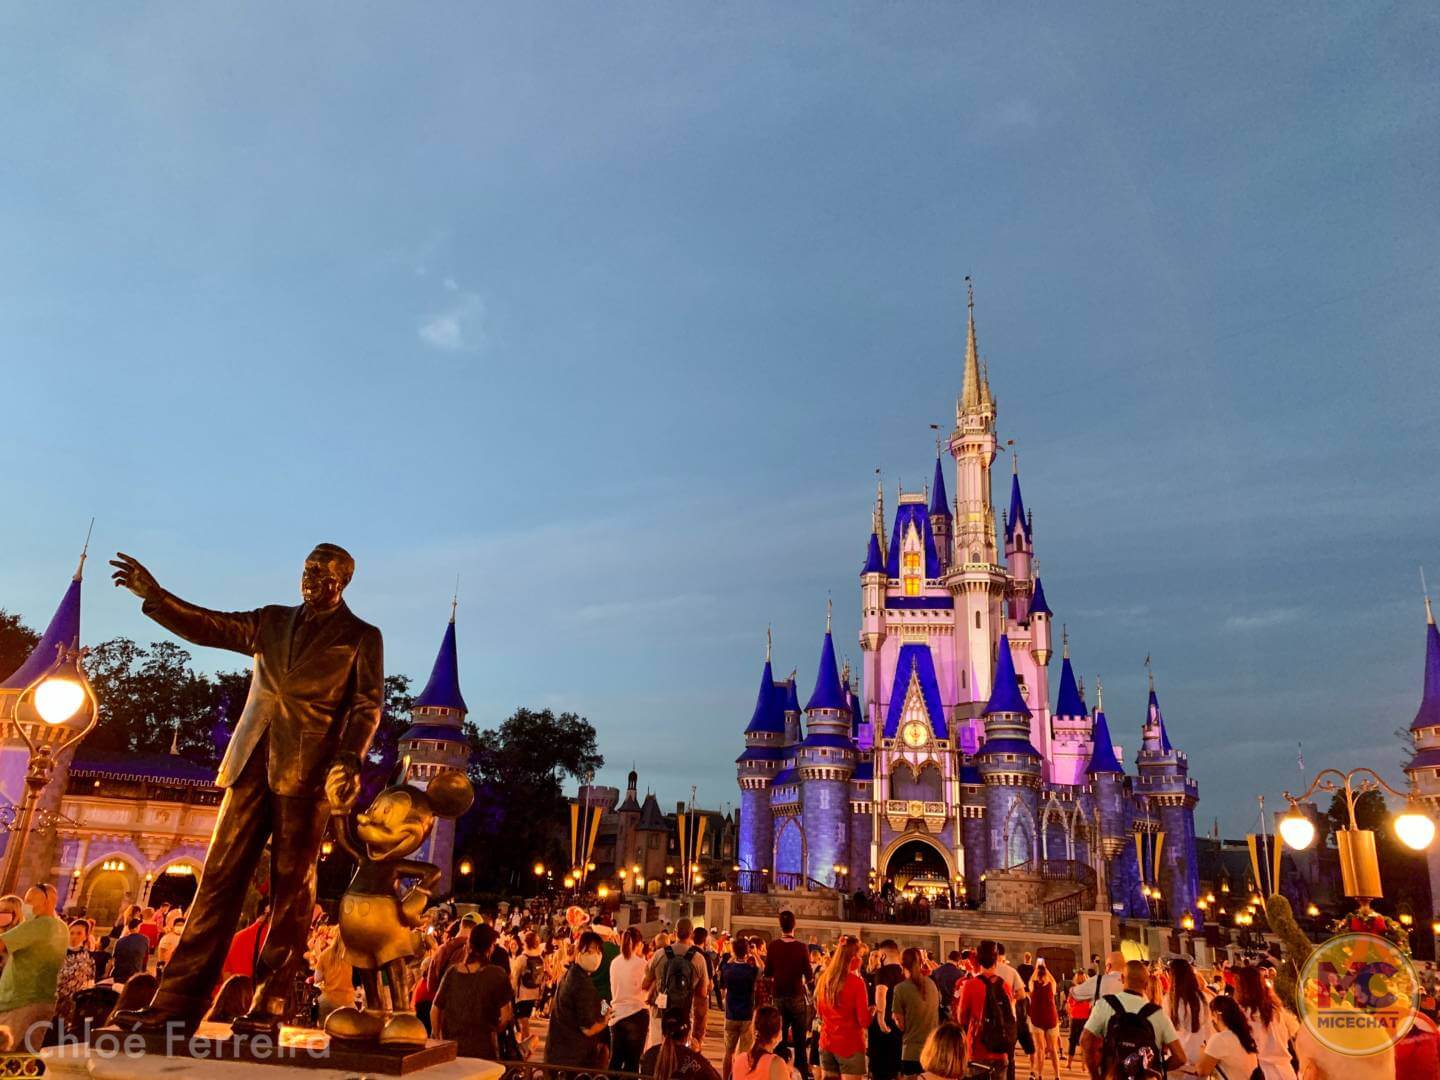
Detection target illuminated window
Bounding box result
[905,577,921,597]
[902,550,922,596]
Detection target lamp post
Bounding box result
[0,644,100,895]
[1280,767,1436,903]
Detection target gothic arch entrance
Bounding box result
[882,835,954,898]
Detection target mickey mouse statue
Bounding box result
[323,756,474,1047]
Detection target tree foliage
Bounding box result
[459,708,603,890]
[0,610,40,684]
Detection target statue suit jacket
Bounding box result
[142,590,384,798]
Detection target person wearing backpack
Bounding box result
[1080,960,1186,1079]
[511,931,548,1050]
[957,940,1016,1078]
[643,918,710,1047]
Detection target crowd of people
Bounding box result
[5,881,1440,1078]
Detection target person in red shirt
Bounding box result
[957,940,1014,1075]
[221,898,272,984]
[814,936,870,1080]
[137,908,162,951]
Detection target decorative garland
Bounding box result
[1331,906,1412,956]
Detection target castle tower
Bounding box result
[929,456,953,575]
[1003,461,1034,620]
[1085,690,1139,915]
[798,609,856,887]
[615,769,642,884]
[399,601,473,896]
[0,549,91,890]
[860,479,887,737]
[1403,591,1440,906]
[1049,632,1094,786]
[976,634,1043,871]
[1134,672,1200,924]
[736,637,786,883]
[947,281,1007,713]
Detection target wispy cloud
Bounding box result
[1223,607,1303,631]
[418,281,485,353]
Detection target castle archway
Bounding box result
[147,859,201,911]
[881,835,954,898]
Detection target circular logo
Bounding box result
[1297,931,1419,1057]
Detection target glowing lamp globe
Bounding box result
[1395,807,1437,852]
[35,676,85,725]
[1306,903,1320,917]
[458,859,473,876]
[1180,913,1195,931]
[1278,812,1316,851]
[597,885,609,899]
[533,862,546,876]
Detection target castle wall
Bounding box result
[738,786,773,876]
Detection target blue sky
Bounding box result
[2,5,1436,835]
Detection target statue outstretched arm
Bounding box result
[111,553,262,655]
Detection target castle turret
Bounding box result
[1049,630,1093,786]
[798,608,856,887]
[616,769,642,882]
[1134,671,1200,925]
[1404,591,1440,907]
[736,636,786,884]
[861,476,888,734]
[1004,461,1034,621]
[977,635,1043,871]
[400,600,474,896]
[1085,687,1140,915]
[929,456,953,573]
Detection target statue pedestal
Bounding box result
[41,1022,503,1080]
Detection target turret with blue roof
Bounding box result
[977,635,1043,873]
[1086,703,1124,775]
[1054,649,1086,720]
[1029,577,1052,619]
[736,631,788,879]
[1409,593,1440,735]
[796,603,856,887]
[1,541,94,738]
[929,454,953,573]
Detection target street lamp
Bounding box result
[1180,912,1195,931]
[458,859,473,877]
[0,644,100,895]
[1283,767,1437,902]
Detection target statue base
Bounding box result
[41,1022,497,1079]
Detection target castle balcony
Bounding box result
[883,799,948,834]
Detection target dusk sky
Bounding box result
[2,6,1436,836]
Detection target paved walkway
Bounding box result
[528,1016,1094,1079]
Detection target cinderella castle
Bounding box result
[737,284,1200,925]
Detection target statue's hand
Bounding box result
[325,760,360,813]
[109,553,161,601]
[400,886,429,926]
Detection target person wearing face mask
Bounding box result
[546,930,610,1067]
[0,884,68,1050]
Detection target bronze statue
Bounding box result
[323,759,473,1046]
[109,545,383,1037]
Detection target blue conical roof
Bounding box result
[1029,577,1052,617]
[413,618,468,712]
[805,629,848,712]
[849,686,864,737]
[1086,709,1124,775]
[1007,471,1031,540]
[862,532,884,575]
[984,634,1032,717]
[930,457,951,518]
[784,678,801,714]
[2,575,82,691]
[1146,689,1173,752]
[745,659,786,734]
[1411,616,1440,732]
[1054,655,1085,717]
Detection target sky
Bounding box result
[1,5,1437,836]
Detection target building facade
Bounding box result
[737,286,1201,923]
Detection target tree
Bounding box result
[458,708,603,891]
[0,610,39,684]
[359,674,415,802]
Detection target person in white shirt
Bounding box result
[1233,967,1298,1080]
[1163,957,1210,1073]
[607,927,650,1073]
[156,916,186,968]
[1070,950,1126,1003]
[510,930,548,1049]
[1194,994,1261,1079]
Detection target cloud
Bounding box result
[1223,607,1303,631]
[418,288,485,352]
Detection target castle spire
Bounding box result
[413,603,467,714]
[959,276,982,413]
[805,614,847,712]
[1,560,83,691]
[1086,706,1124,775]
[984,634,1032,717]
[873,470,885,540]
[1411,577,1440,732]
[1054,651,1085,718]
[75,518,94,582]
[745,651,785,735]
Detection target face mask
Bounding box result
[577,952,602,972]
[20,905,33,920]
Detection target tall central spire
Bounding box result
[960,276,982,413]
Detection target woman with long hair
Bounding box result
[732,1006,789,1080]
[1233,966,1299,1080]
[1026,959,1061,1079]
[917,1022,968,1080]
[815,936,870,1080]
[892,947,940,1078]
[1194,994,1261,1078]
[609,927,650,1073]
[640,1007,721,1080]
[1164,957,1210,1073]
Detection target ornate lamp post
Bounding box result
[0,644,100,895]
[1280,767,1436,902]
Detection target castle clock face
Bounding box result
[902,721,929,748]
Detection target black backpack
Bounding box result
[662,945,700,1012]
[977,974,1018,1054]
[1099,994,1165,1078]
[520,954,544,990]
